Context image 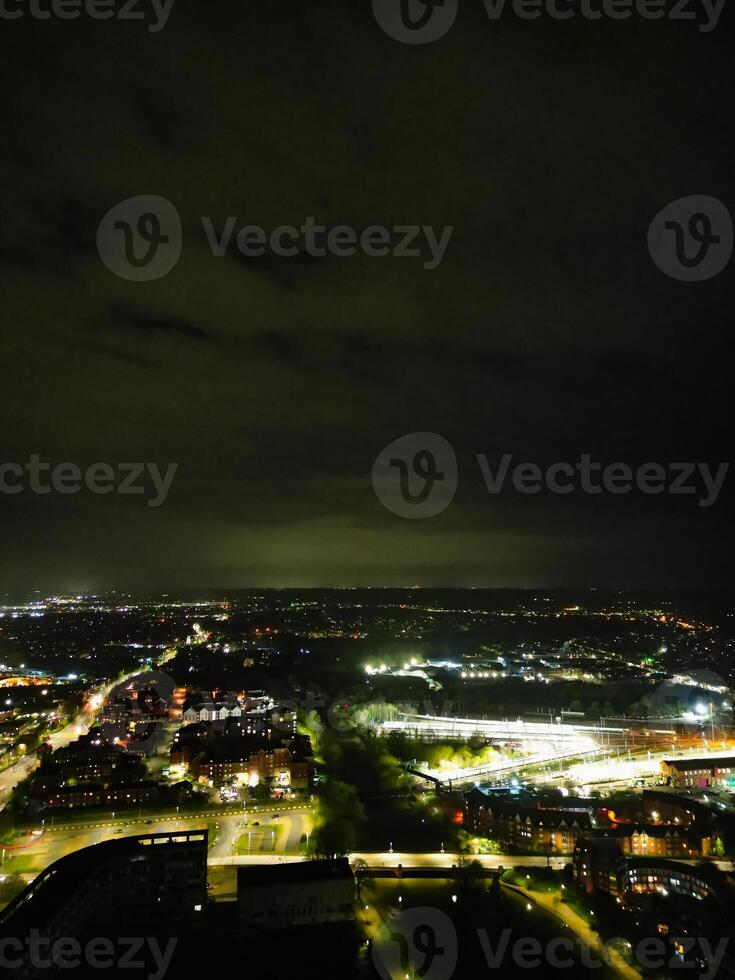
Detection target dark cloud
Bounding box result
[103,302,211,343]
[0,1,733,591]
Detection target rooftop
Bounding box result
[663,756,735,771]
[237,858,353,887]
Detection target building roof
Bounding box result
[185,701,240,713]
[576,837,624,854]
[663,756,735,772]
[466,789,592,829]
[625,856,728,894]
[605,823,685,840]
[0,829,208,935]
[237,858,353,887]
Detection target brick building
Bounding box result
[660,756,735,790]
[464,787,591,854]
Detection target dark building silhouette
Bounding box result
[0,830,207,977]
[237,858,355,928]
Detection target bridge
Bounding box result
[380,713,628,788]
[379,713,624,743]
[356,865,503,879]
[406,746,600,788]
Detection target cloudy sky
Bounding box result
[1,0,733,592]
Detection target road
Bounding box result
[0,804,314,882]
[205,851,573,869]
[0,703,98,809]
[358,866,639,980]
[349,852,732,873]
[208,808,310,860]
[503,880,641,980]
[9,835,727,876]
[0,668,156,810]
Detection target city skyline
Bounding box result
[2,3,734,975]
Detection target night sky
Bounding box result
[1,1,733,592]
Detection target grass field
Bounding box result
[234,820,285,855]
[502,866,562,894]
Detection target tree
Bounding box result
[314,818,356,858]
[352,857,377,902]
[0,874,26,906]
[318,780,365,828]
[452,856,485,898]
[488,873,504,906]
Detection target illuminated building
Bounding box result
[573,838,626,896]
[660,756,735,790]
[464,788,591,853]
